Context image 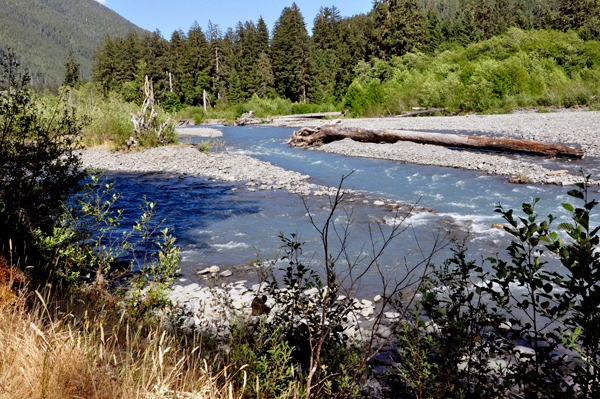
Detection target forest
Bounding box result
[90,0,600,116]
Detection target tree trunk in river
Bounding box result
[288,126,585,158]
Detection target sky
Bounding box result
[94,0,371,38]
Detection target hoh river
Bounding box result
[81,113,600,297]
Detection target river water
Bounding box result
[105,125,600,296]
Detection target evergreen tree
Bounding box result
[270,3,313,102]
[256,51,274,98]
[372,0,427,59]
[451,9,480,46]
[256,16,270,54]
[206,20,223,98]
[426,10,445,53]
[180,22,211,105]
[228,69,242,104]
[553,0,600,39]
[92,35,119,94]
[312,6,343,101]
[63,49,80,87]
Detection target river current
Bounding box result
[105,125,600,296]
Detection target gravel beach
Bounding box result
[275,110,600,155]
[80,145,342,197]
[280,110,600,185]
[174,126,223,137]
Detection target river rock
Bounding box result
[209,265,220,273]
[219,270,233,277]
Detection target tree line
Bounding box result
[91,0,600,108]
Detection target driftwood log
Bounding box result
[289,126,585,159]
[235,111,262,126]
[130,76,170,147]
[277,111,343,120]
[398,108,448,117]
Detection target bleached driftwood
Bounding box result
[289,126,585,158]
[235,110,262,126]
[129,76,170,148]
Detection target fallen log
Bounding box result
[235,111,262,126]
[277,111,343,119]
[397,108,448,117]
[289,126,585,159]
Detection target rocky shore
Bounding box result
[80,145,341,197]
[319,138,594,186]
[278,110,600,186]
[275,110,600,157]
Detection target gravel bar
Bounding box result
[80,145,343,197]
[278,110,600,185]
[174,126,223,137]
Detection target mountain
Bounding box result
[0,0,145,87]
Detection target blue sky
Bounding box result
[95,0,371,38]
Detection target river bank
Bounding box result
[274,110,600,186]
[80,145,339,197]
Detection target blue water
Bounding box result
[105,125,599,295]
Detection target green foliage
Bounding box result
[410,178,600,398]
[63,50,81,88]
[0,50,85,264]
[228,323,298,399]
[345,29,600,115]
[163,92,182,113]
[547,175,600,398]
[270,3,314,102]
[43,83,176,148]
[196,138,226,153]
[372,0,428,58]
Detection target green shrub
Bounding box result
[345,29,600,115]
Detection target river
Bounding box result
[104,125,600,296]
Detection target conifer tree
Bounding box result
[92,35,119,94]
[228,69,242,104]
[180,22,211,105]
[256,51,274,98]
[256,17,270,54]
[426,10,445,53]
[63,49,80,87]
[372,0,427,58]
[270,3,313,102]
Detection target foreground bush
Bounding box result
[345,28,600,115]
[0,50,85,266]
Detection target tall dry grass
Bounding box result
[0,261,246,399]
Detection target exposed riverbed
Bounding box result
[80,111,600,307]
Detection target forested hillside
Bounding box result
[0,0,145,87]
[92,0,600,114]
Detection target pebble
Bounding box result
[219,270,233,277]
[373,295,382,303]
[209,265,220,273]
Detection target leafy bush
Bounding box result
[405,175,600,398]
[0,50,85,265]
[345,29,600,115]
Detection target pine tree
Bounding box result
[180,22,211,105]
[228,69,242,104]
[256,51,274,98]
[426,10,445,53]
[553,0,600,39]
[270,3,313,102]
[372,0,427,59]
[92,35,119,94]
[256,16,270,54]
[63,49,80,87]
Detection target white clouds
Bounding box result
[94,0,106,5]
